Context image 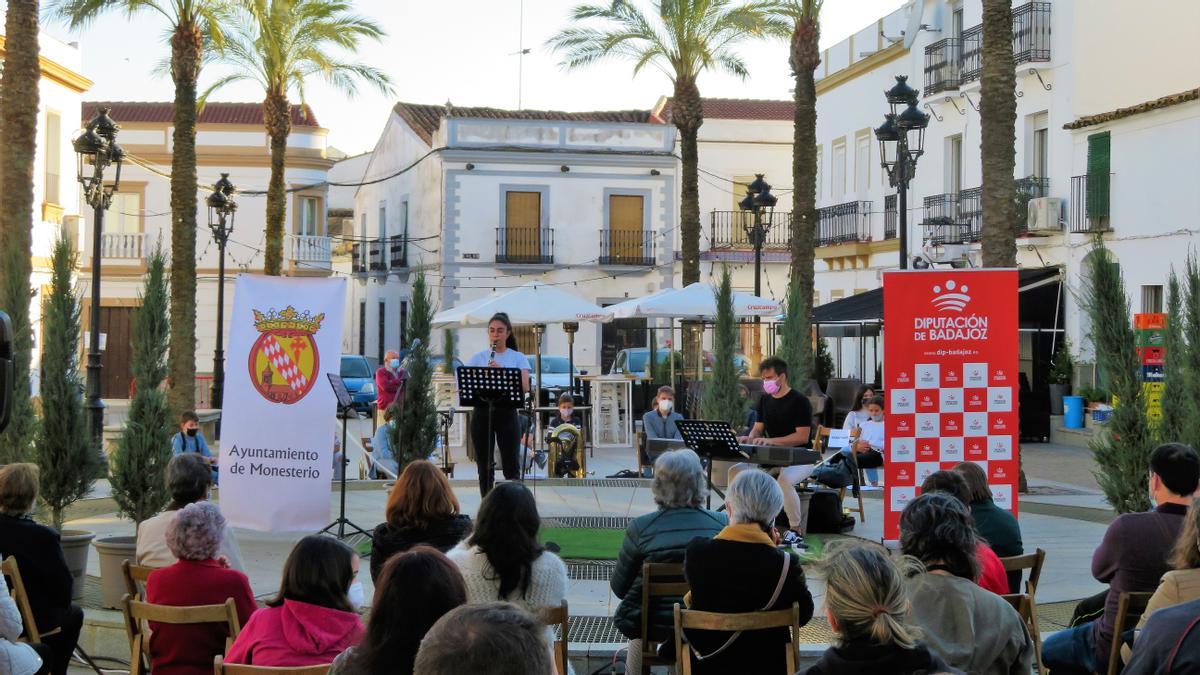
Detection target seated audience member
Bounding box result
[834,395,885,472]
[683,469,814,674]
[953,461,1023,559]
[902,493,1033,675]
[448,482,567,617]
[413,602,554,675]
[842,385,880,486]
[1042,442,1199,675]
[369,403,401,478]
[330,546,466,675]
[2,593,50,675]
[611,449,727,673]
[145,502,257,675]
[738,384,757,434]
[728,357,815,545]
[1121,597,1200,675]
[804,542,961,675]
[0,464,84,675]
[370,460,472,581]
[546,393,583,429]
[171,411,217,481]
[1123,495,1200,662]
[225,536,364,666]
[919,470,1009,595]
[137,453,244,571]
[643,385,684,441]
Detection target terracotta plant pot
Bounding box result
[59,530,96,602]
[93,535,138,609]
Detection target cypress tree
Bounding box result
[0,250,36,463]
[814,334,835,391]
[702,266,743,429]
[1081,241,1152,513]
[110,248,173,527]
[442,328,456,374]
[777,277,808,383]
[35,234,104,530]
[1182,256,1200,449]
[1159,270,1187,444]
[392,270,438,470]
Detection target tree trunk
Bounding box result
[789,11,820,385]
[263,92,291,276]
[672,77,703,286]
[0,0,41,463]
[980,0,1018,268]
[167,21,202,416]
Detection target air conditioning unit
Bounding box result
[1026,197,1063,232]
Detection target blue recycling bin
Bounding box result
[1064,395,1085,429]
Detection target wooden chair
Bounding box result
[1106,591,1154,675]
[809,426,866,523]
[999,548,1046,596]
[122,593,242,675]
[122,559,158,601]
[1001,593,1046,675]
[638,563,689,674]
[538,601,570,675]
[672,602,803,675]
[2,555,59,643]
[213,656,331,674]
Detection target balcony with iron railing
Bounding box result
[1069,174,1112,233]
[816,200,872,247]
[709,210,792,250]
[923,193,963,245]
[368,238,386,271]
[958,1,1051,86]
[496,226,554,265]
[884,194,898,240]
[351,241,367,274]
[389,234,408,269]
[960,24,983,84]
[287,235,332,270]
[924,37,962,94]
[599,229,656,266]
[1016,176,1050,200]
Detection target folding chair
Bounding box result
[1106,591,1154,675]
[213,656,331,674]
[3,556,103,674]
[538,601,570,675]
[999,548,1046,596]
[1001,593,1046,675]
[122,594,242,675]
[672,601,803,675]
[122,559,158,601]
[638,563,689,674]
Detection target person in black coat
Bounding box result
[370,460,472,581]
[0,464,84,675]
[682,469,813,675]
[804,543,961,675]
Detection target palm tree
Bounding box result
[203,0,392,275]
[980,0,1017,267]
[53,0,233,417]
[774,0,821,384]
[0,0,42,462]
[548,0,784,287]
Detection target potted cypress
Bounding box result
[392,271,438,472]
[35,234,106,600]
[1048,338,1075,415]
[701,267,743,430]
[95,248,173,608]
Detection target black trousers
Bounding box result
[472,406,521,497]
[41,604,83,675]
[31,642,53,675]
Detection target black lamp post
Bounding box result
[74,107,124,447]
[207,174,237,414]
[875,75,929,269]
[738,174,777,363]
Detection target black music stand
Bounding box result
[457,366,524,495]
[676,419,746,509]
[320,374,372,541]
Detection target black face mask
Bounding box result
[186,428,198,437]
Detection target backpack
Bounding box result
[806,489,855,534]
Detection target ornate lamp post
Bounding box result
[207,174,237,413]
[738,174,777,364]
[875,75,930,269]
[74,107,124,447]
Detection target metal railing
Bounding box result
[959,2,1051,85]
[351,242,367,273]
[960,24,983,83]
[884,194,898,240]
[368,238,386,271]
[816,200,871,246]
[1070,174,1112,233]
[924,38,962,94]
[389,234,408,269]
[1016,176,1050,200]
[709,211,792,250]
[958,187,983,243]
[922,193,965,245]
[100,232,149,259]
[600,229,656,266]
[496,226,554,264]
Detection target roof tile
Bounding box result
[652,97,794,123]
[392,101,659,144]
[81,101,321,128]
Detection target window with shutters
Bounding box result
[44,110,62,205]
[358,301,366,355]
[854,132,871,193]
[1086,132,1110,221]
[606,193,646,262]
[831,138,847,200]
[377,300,386,364]
[503,190,542,260]
[512,325,537,355]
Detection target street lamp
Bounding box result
[207,173,237,415]
[74,107,124,447]
[875,75,929,269]
[738,173,777,364]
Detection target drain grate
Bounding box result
[567,615,626,644]
[565,560,616,581]
[543,515,633,530]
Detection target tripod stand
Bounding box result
[320,374,372,540]
[457,366,524,496]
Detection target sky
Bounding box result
[42,0,907,155]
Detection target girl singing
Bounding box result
[465,313,531,496]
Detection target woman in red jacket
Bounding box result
[225,536,364,667]
[145,502,258,675]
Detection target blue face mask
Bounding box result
[389,359,400,369]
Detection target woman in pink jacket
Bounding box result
[225,536,364,667]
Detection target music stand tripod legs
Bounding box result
[320,403,373,540]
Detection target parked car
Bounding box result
[339,354,377,414]
[609,348,749,376]
[529,355,581,394]
[399,352,465,377]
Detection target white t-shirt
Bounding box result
[467,347,531,371]
[843,408,871,431]
[858,419,885,453]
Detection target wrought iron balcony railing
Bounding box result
[367,238,386,271]
[496,226,554,264]
[389,234,408,269]
[924,38,962,94]
[816,200,872,247]
[960,25,983,84]
[709,210,792,250]
[959,2,1051,85]
[1070,174,1112,233]
[351,242,366,273]
[884,194,898,240]
[600,229,656,266]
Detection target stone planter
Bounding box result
[93,536,137,609]
[59,530,96,602]
[1048,383,1071,416]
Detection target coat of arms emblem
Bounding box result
[248,306,324,404]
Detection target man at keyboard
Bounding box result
[728,356,814,546]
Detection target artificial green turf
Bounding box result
[540,527,626,560]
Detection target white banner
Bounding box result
[219,274,346,531]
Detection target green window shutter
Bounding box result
[1086,132,1111,219]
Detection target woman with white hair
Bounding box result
[610,449,726,673]
[145,502,258,675]
[682,469,814,674]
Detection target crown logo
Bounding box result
[253,306,325,334]
[932,279,971,312]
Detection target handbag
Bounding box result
[811,456,855,488]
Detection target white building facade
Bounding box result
[78,101,335,403]
[350,103,678,373]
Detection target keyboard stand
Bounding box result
[676,420,743,510]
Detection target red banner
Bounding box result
[882,269,1019,540]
